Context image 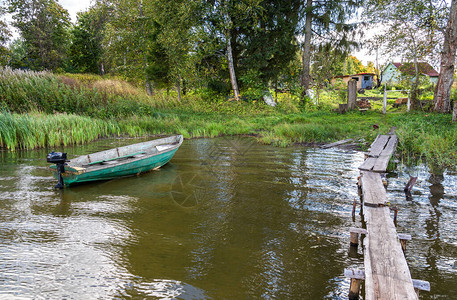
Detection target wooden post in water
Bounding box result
[348,79,357,110]
[349,278,362,300]
[398,233,412,252]
[344,269,365,300]
[349,227,367,247]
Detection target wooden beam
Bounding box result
[350,227,368,235]
[344,268,366,280]
[320,138,354,149]
[412,279,431,291]
[413,279,431,297]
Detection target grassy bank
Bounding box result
[1,68,456,168]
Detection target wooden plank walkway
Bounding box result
[355,131,419,299]
[359,134,398,173]
[361,172,417,300]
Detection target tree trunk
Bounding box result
[300,0,313,101]
[274,80,278,102]
[177,74,182,101]
[139,0,153,97]
[343,56,347,75]
[410,58,420,110]
[375,48,381,87]
[434,0,457,113]
[145,81,153,96]
[453,100,457,122]
[227,32,240,100]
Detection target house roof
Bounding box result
[390,62,439,77]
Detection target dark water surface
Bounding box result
[0,137,455,299]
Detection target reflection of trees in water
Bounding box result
[424,167,444,294]
[189,145,345,298]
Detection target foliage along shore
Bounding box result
[0,69,456,169]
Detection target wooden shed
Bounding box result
[330,73,375,90]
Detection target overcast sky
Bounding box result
[59,0,92,22]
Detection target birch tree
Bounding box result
[202,0,261,99]
[434,0,457,115]
[364,0,446,110]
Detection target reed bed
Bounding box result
[0,111,120,150]
[0,67,155,119]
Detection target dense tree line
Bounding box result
[0,0,361,100]
[0,0,457,117]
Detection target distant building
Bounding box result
[330,73,375,90]
[381,62,439,84]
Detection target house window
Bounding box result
[364,76,370,81]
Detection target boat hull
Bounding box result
[50,136,182,187]
[53,148,178,186]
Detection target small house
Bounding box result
[330,73,375,90]
[381,62,439,84]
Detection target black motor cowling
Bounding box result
[47,152,68,189]
[47,152,67,164]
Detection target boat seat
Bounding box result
[156,144,174,152]
[86,151,146,166]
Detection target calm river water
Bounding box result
[0,137,456,299]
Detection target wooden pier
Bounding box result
[345,130,430,299]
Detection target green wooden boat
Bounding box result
[48,135,183,187]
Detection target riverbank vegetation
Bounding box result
[1,69,456,168]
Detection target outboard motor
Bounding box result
[47,152,68,189]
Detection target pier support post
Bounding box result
[390,206,399,227]
[349,228,368,247]
[348,80,357,111]
[349,278,362,300]
[344,269,365,300]
[398,233,412,252]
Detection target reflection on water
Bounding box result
[0,137,456,299]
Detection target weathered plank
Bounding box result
[344,268,366,280]
[398,233,412,241]
[372,135,398,172]
[361,172,418,300]
[359,157,377,172]
[350,227,368,235]
[412,279,431,292]
[360,172,387,205]
[380,135,398,157]
[368,135,390,157]
[320,138,353,149]
[372,155,391,173]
